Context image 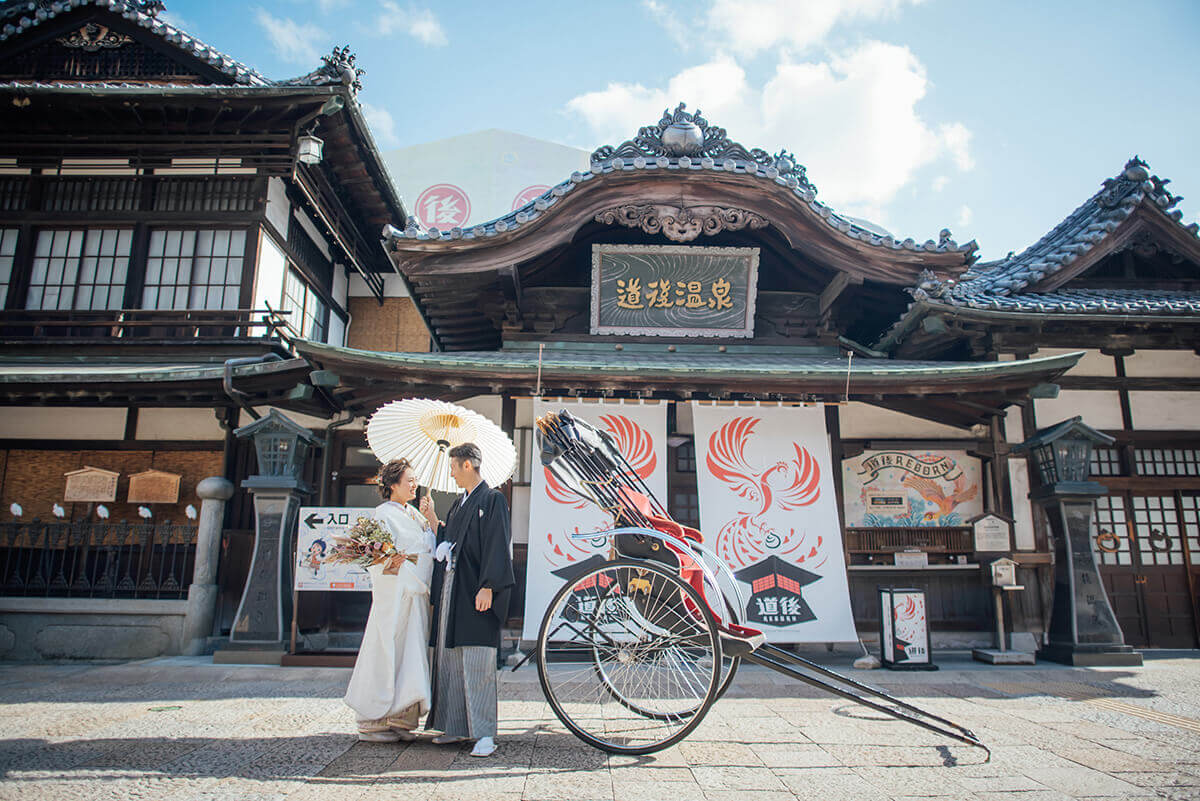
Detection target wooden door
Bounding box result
[1094,494,1148,646]
[1128,495,1195,648]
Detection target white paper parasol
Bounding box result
[366,398,517,493]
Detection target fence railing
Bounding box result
[845,526,974,554]
[0,520,198,600]
[0,308,290,341]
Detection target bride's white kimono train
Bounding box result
[344,500,435,729]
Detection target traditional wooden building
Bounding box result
[0,0,403,659]
[2,2,1196,659]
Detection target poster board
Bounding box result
[295,506,375,591]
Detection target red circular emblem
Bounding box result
[415,183,470,229]
[512,184,551,211]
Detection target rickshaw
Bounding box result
[526,409,988,759]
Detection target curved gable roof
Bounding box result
[384,104,978,283]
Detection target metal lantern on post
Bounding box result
[296,133,324,165]
[223,410,320,658]
[1014,416,1142,666]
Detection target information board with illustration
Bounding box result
[295,506,375,591]
[842,450,983,527]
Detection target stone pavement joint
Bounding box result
[0,652,1197,800]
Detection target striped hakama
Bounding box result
[429,556,498,739]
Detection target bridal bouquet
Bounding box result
[326,516,416,570]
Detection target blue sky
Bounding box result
[163,0,1199,260]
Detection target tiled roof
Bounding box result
[295,340,1081,384]
[943,157,1198,298]
[0,0,270,86]
[935,288,1200,315]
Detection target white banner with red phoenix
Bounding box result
[521,399,667,640]
[691,402,856,643]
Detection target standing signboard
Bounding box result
[879,586,938,670]
[295,506,375,591]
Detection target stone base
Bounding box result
[1038,643,1143,667]
[973,648,1036,665]
[212,645,286,665]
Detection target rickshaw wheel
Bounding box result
[536,558,722,754]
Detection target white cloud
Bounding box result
[931,175,949,192]
[361,102,400,147]
[704,0,922,56]
[158,11,199,33]
[377,2,448,46]
[956,204,973,227]
[939,122,974,171]
[642,0,691,51]
[254,9,324,65]
[567,41,970,212]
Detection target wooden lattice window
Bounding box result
[1090,446,1122,476]
[0,228,18,307]
[282,268,327,341]
[26,228,131,310]
[1134,448,1200,477]
[143,229,245,310]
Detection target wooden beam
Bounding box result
[818,272,863,317]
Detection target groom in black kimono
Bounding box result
[420,442,514,758]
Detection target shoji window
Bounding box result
[281,267,327,341]
[26,228,131,310]
[143,229,246,310]
[0,228,17,307]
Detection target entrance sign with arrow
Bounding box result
[295,506,375,591]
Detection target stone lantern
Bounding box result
[226,409,319,653]
[1014,416,1141,666]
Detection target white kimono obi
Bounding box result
[343,500,436,723]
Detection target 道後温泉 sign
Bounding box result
[691,402,856,643]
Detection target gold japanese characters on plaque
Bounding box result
[63,466,119,503]
[127,470,182,504]
[590,244,759,337]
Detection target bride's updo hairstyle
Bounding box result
[376,458,413,500]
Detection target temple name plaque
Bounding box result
[63,466,119,502]
[128,470,182,504]
[590,244,759,337]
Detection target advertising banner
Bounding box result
[295,506,375,591]
[691,402,856,643]
[521,399,667,640]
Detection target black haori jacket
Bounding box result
[430,481,515,649]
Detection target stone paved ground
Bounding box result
[1,651,1198,800]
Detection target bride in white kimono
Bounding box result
[344,458,436,741]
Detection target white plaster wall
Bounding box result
[837,402,968,439]
[1125,350,1200,378]
[457,395,503,426]
[1009,459,1036,551]
[253,233,287,313]
[292,207,331,261]
[1129,391,1200,431]
[0,408,126,440]
[265,177,290,235]
[1035,348,1114,377]
[515,398,533,428]
[136,408,224,441]
[1005,405,1027,444]
[1034,390,1124,431]
[349,273,410,298]
[510,484,530,545]
[327,266,349,346]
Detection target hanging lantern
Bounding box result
[297,133,324,165]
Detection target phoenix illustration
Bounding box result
[544,414,657,565]
[901,473,978,521]
[706,416,822,567]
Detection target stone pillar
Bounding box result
[229,487,303,643]
[182,477,234,656]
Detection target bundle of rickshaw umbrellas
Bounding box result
[366,398,517,493]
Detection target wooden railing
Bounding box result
[845,526,973,554]
[0,520,198,600]
[0,308,291,340]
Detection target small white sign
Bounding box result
[894,550,929,568]
[295,506,375,591]
[973,514,1012,552]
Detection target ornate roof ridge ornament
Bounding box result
[57,22,133,51]
[595,204,768,243]
[290,45,365,93]
[590,102,817,194]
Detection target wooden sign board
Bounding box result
[971,513,1013,553]
[127,469,181,504]
[894,550,929,568]
[590,244,759,337]
[63,466,119,502]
